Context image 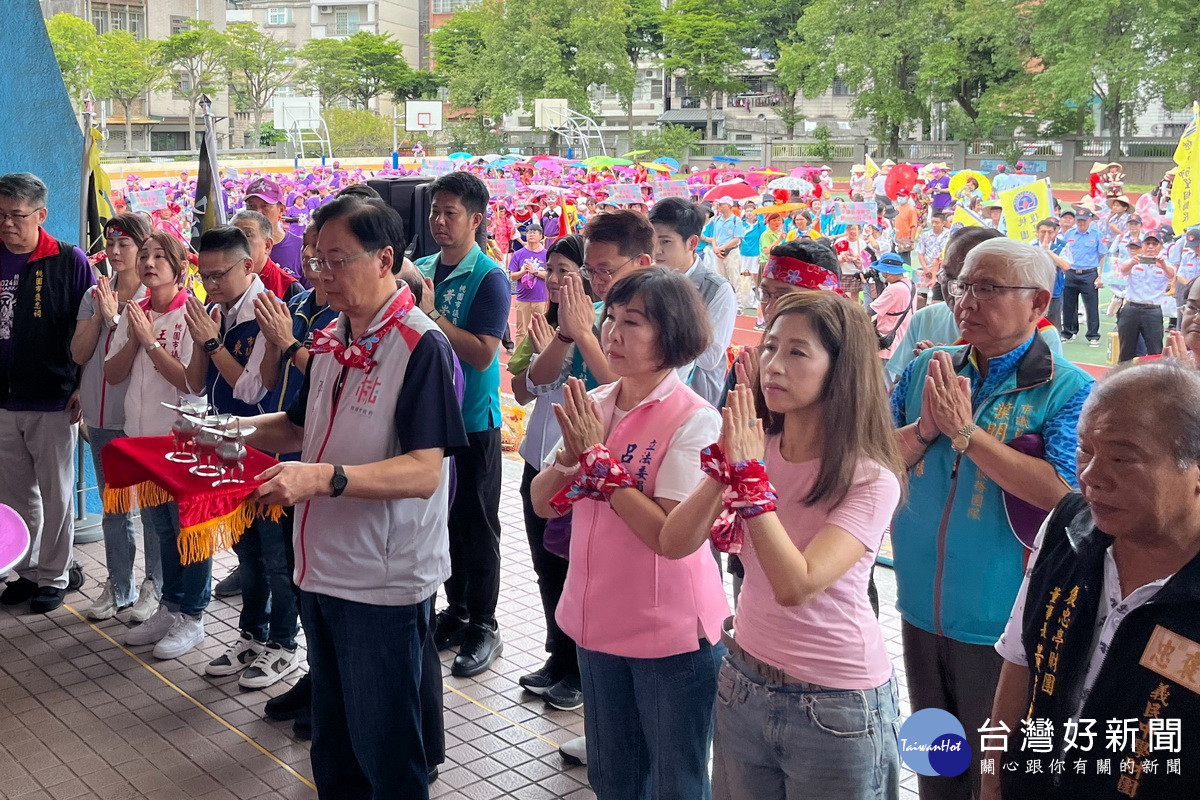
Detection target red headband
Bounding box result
[763,256,844,294]
[105,225,134,240]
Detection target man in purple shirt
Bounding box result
[244,178,305,283]
[0,173,96,613]
[507,224,549,345]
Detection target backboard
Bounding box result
[405,100,444,132]
[534,99,570,130]
[273,97,322,129]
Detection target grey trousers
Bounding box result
[0,408,78,589]
[901,621,1004,800]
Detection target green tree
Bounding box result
[1029,0,1162,155]
[298,38,354,106]
[661,0,746,139]
[159,19,228,149]
[430,4,508,142]
[630,123,701,160]
[45,12,99,103]
[324,107,393,156]
[796,0,934,155]
[1154,0,1200,111]
[93,31,169,152]
[620,0,664,134]
[919,0,1032,138]
[341,31,410,109]
[744,0,809,136]
[223,22,296,144]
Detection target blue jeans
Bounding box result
[233,514,298,649]
[578,640,726,800]
[712,655,900,800]
[300,592,430,800]
[144,501,211,618]
[88,426,161,605]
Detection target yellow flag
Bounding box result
[866,155,880,178]
[951,206,985,231]
[998,179,1052,243]
[1173,103,1200,230]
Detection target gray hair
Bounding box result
[0,173,48,207]
[1086,361,1200,469]
[231,210,273,240]
[962,237,1055,292]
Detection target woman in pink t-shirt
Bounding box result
[663,290,906,799]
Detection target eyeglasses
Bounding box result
[0,207,43,223]
[198,262,243,285]
[307,250,374,273]
[580,256,637,282]
[1182,301,1200,315]
[947,280,1040,300]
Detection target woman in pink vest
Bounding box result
[662,290,906,799]
[531,268,730,799]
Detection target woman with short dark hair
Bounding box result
[530,267,728,799]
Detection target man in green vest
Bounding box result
[417,172,511,677]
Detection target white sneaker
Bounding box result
[206,631,264,677]
[124,605,178,646]
[153,614,205,660]
[86,581,130,621]
[125,580,161,624]
[560,735,588,766]
[238,642,303,690]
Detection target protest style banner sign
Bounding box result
[609,183,644,204]
[129,188,169,214]
[421,158,456,177]
[485,178,517,197]
[834,202,877,226]
[654,180,690,199]
[999,179,1053,243]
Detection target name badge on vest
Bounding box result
[1139,625,1200,695]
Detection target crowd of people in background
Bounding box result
[4,157,1200,800]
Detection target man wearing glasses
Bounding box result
[889,237,1093,800]
[0,173,95,613]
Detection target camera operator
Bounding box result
[1114,231,1174,362]
[869,253,916,363]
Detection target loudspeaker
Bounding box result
[366,176,439,260]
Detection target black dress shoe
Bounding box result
[67,563,84,592]
[433,610,469,651]
[451,622,503,678]
[214,566,242,598]
[30,586,66,614]
[265,673,312,721]
[428,765,439,784]
[519,659,562,696]
[1,577,37,605]
[292,714,311,741]
[544,674,583,711]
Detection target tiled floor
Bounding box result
[0,455,920,799]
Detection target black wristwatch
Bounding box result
[330,465,348,498]
[203,337,222,354]
[283,340,302,361]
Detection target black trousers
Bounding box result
[1062,269,1100,340]
[519,462,578,678]
[1046,295,1063,330]
[443,427,503,625]
[1117,302,1164,362]
[283,507,444,769]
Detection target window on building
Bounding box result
[111,9,126,31]
[267,7,294,25]
[170,16,189,36]
[832,78,853,97]
[433,0,454,11]
[334,9,361,35]
[92,9,108,33]
[175,72,192,98]
[128,11,143,38]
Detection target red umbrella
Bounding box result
[885,164,918,200]
[702,181,759,202]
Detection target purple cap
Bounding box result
[245,178,284,205]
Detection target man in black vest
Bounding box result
[0,173,95,613]
[987,361,1200,799]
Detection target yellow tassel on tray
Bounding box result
[102,481,173,514]
[176,502,283,565]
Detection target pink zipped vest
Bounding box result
[556,372,730,659]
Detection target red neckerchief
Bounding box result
[309,285,415,374]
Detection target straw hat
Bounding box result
[1089,162,1108,174]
